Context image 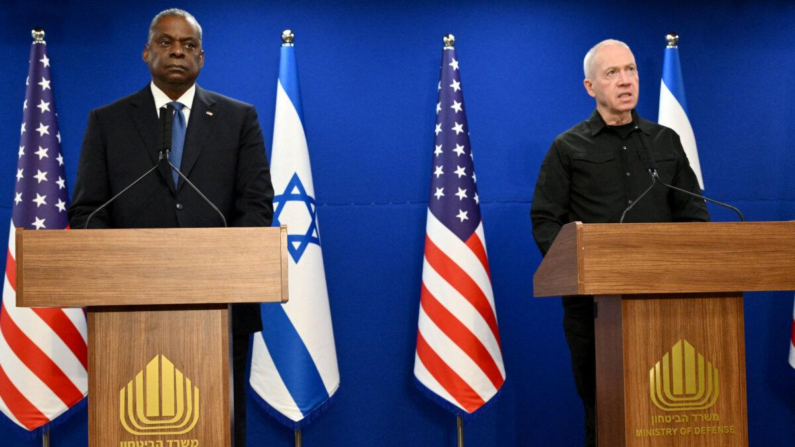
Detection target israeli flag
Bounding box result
[249,34,340,428]
[658,39,704,189]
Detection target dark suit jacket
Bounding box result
[68,85,273,333]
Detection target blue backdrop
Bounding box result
[1,0,794,446]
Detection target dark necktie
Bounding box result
[169,101,186,186]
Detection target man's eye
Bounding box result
[185,42,196,49]
[159,40,170,46]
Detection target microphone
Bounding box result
[159,104,228,228]
[635,132,745,222]
[620,169,657,223]
[84,107,171,228]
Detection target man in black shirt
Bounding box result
[530,39,709,447]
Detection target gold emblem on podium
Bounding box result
[649,340,719,412]
[120,354,200,435]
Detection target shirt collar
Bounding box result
[150,82,196,112]
[587,109,651,137]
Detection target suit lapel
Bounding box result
[179,85,217,190]
[130,85,175,193]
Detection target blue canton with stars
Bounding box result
[15,41,70,231]
[273,173,320,263]
[429,47,481,242]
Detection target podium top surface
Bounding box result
[534,221,795,297]
[16,227,288,307]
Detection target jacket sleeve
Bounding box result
[68,110,113,229]
[230,105,274,227]
[530,140,571,256]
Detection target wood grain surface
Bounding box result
[89,305,231,447]
[596,294,748,447]
[16,227,287,307]
[535,221,795,297]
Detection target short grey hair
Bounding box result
[148,8,203,43]
[583,39,630,79]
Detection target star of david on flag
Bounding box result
[249,35,340,429]
[0,34,87,437]
[413,39,505,416]
[273,173,320,263]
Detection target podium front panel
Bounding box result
[88,305,231,447]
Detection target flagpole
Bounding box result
[457,416,464,447]
[42,424,50,447]
[32,29,53,447]
[294,429,302,447]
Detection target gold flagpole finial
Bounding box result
[32,28,45,44]
[282,29,295,46]
[443,34,455,48]
[666,32,679,48]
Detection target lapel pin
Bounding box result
[206,111,213,116]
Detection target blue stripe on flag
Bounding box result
[662,47,689,113]
[258,303,329,415]
[279,46,304,121]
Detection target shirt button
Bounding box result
[628,199,633,204]
[622,146,627,150]
[176,203,184,210]
[626,172,631,176]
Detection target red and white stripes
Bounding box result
[415,212,505,413]
[789,298,795,370]
[0,223,87,431]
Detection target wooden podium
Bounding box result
[533,221,795,447]
[16,227,288,447]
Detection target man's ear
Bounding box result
[142,44,149,63]
[583,78,596,98]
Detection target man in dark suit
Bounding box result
[68,9,272,447]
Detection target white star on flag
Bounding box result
[16,169,23,181]
[55,199,66,212]
[18,146,24,158]
[434,145,443,157]
[57,131,61,143]
[56,177,66,190]
[436,102,441,114]
[456,209,468,222]
[434,187,444,200]
[14,193,22,205]
[450,79,461,92]
[37,100,50,113]
[453,144,466,156]
[38,77,51,90]
[454,165,466,178]
[35,146,49,159]
[434,165,444,178]
[452,122,464,134]
[40,54,50,67]
[472,172,477,183]
[34,169,48,183]
[56,153,64,166]
[32,193,47,208]
[451,100,462,113]
[474,193,479,204]
[449,58,459,70]
[21,122,26,135]
[455,187,468,200]
[36,122,49,136]
[23,100,27,110]
[31,217,46,229]
[435,123,442,135]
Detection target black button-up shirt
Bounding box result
[531,110,710,255]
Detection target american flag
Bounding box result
[0,35,87,433]
[789,300,795,369]
[413,39,505,415]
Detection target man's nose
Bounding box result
[169,42,185,57]
[617,70,630,85]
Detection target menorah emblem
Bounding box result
[649,340,719,412]
[120,355,200,435]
